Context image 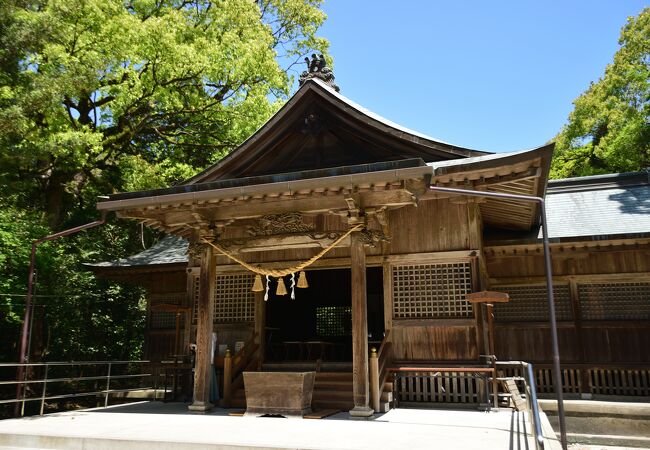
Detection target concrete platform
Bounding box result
[540,399,650,448]
[0,402,538,450]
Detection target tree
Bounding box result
[0,0,329,363]
[0,0,328,227]
[551,8,650,178]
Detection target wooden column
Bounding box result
[254,290,265,369]
[189,244,216,412]
[350,232,373,417]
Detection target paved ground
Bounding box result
[0,402,536,450]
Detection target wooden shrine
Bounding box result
[89,69,650,412]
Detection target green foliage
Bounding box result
[0,0,328,225]
[552,8,650,178]
[0,0,328,362]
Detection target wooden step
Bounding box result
[312,399,354,410]
[312,390,352,401]
[315,372,353,380]
[314,380,353,390]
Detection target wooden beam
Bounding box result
[188,244,216,412]
[349,232,373,417]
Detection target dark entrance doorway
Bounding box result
[264,267,384,362]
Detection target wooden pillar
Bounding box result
[254,290,265,369]
[189,244,216,412]
[350,232,373,417]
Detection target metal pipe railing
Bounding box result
[0,360,152,417]
[429,185,567,449]
[496,360,546,450]
[16,214,108,416]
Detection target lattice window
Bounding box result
[150,292,185,305]
[150,311,183,329]
[316,306,352,337]
[579,282,650,320]
[392,262,473,319]
[214,273,255,324]
[492,284,572,322]
[149,292,186,330]
[192,273,255,324]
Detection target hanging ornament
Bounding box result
[297,270,309,288]
[252,274,264,292]
[290,273,296,300]
[264,275,271,301]
[276,276,288,296]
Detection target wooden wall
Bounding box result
[143,198,485,363]
[385,199,481,362]
[142,270,188,361]
[488,244,650,367]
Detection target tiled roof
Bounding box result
[86,235,188,268]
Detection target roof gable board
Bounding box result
[187,79,490,184]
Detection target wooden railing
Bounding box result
[221,332,259,407]
[497,362,650,398]
[369,330,393,412]
[388,366,495,407]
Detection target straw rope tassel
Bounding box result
[252,274,264,292]
[297,270,308,288]
[276,276,287,296]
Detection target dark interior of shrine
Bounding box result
[264,267,384,362]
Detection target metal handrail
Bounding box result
[0,360,152,417]
[496,360,545,450]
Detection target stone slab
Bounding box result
[0,402,535,450]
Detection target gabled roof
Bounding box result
[186,78,490,184]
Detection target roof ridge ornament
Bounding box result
[299,54,340,92]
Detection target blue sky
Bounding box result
[304,1,647,153]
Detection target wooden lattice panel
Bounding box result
[191,273,255,324]
[316,306,352,337]
[150,311,181,329]
[492,284,572,322]
[392,262,473,319]
[191,273,200,324]
[578,282,650,320]
[214,273,255,324]
[149,292,185,329]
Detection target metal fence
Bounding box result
[0,360,153,417]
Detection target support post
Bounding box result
[486,303,499,409]
[350,232,373,417]
[189,243,216,412]
[369,348,380,413]
[223,348,232,407]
